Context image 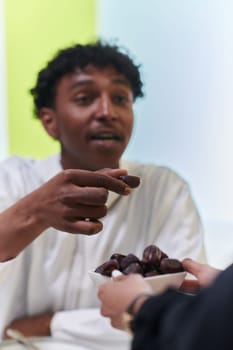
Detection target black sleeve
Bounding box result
[131,263,233,350]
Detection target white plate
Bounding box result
[0,337,90,350]
[88,270,186,295]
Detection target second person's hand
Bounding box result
[98,274,153,330]
[180,258,221,293]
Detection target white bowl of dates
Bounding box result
[89,245,186,294]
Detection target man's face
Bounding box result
[43,65,134,170]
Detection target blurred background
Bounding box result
[0,0,233,268]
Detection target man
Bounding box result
[98,259,229,350]
[0,40,205,349]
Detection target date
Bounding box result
[95,245,183,278]
[118,175,140,188]
[95,259,119,277]
[159,258,184,274]
[142,245,163,267]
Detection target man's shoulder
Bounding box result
[0,156,35,174]
[0,154,61,186]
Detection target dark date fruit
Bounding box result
[94,244,183,278]
[123,262,144,276]
[159,258,184,274]
[142,245,163,267]
[95,259,119,277]
[120,254,140,270]
[118,175,140,188]
[110,253,126,265]
[161,251,169,260]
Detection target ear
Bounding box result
[38,108,59,139]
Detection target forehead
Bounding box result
[56,65,132,92]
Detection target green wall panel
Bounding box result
[5,0,96,157]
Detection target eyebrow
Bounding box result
[69,78,131,91]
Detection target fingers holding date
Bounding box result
[95,244,184,277]
[118,175,140,188]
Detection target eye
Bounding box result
[74,94,94,105]
[112,95,129,105]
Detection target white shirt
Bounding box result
[0,155,206,349]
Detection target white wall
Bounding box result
[97,0,233,267]
[0,0,8,159]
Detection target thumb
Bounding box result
[182,258,204,278]
[97,168,128,178]
[111,270,124,281]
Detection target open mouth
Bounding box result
[90,132,121,141]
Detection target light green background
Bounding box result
[5,0,96,157]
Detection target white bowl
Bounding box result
[88,270,186,295]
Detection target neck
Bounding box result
[60,156,120,171]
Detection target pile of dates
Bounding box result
[95,245,184,277]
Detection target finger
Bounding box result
[56,219,103,235]
[98,169,140,188]
[97,168,128,177]
[118,175,140,188]
[64,170,131,195]
[61,187,109,206]
[182,258,203,277]
[100,303,114,318]
[98,281,115,300]
[62,204,107,219]
[111,270,123,280]
[111,316,125,330]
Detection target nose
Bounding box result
[95,95,116,120]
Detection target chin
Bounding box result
[90,157,120,171]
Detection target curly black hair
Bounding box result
[30,40,144,117]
